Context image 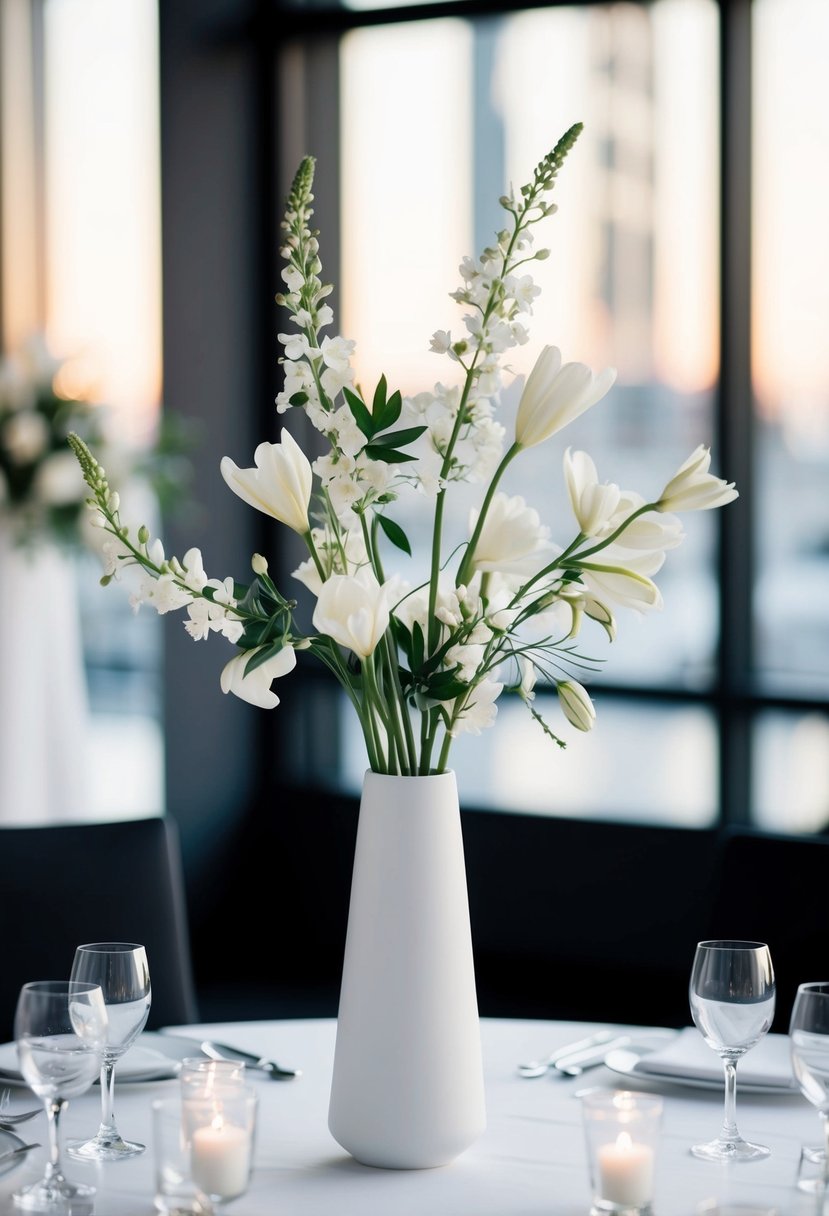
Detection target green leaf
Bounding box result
[243,641,283,678]
[363,445,418,464]
[423,669,467,702]
[376,513,412,556]
[369,425,427,449]
[343,387,375,438]
[375,388,402,432]
[372,374,388,418]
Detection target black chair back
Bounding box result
[0,815,198,1041]
[703,827,829,1032]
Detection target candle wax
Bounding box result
[191,1122,250,1199]
[597,1132,654,1206]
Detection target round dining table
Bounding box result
[0,1017,821,1215]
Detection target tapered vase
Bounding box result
[328,769,486,1169]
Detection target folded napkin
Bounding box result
[635,1027,797,1090]
[0,1040,178,1084]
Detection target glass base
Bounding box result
[13,1176,95,1213]
[67,1133,145,1162]
[691,1136,770,1162]
[796,1144,827,1193]
[591,1202,652,1216]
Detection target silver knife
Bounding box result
[200,1040,301,1080]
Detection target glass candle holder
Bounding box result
[179,1058,246,1094]
[152,1098,210,1216]
[582,1090,663,1216]
[182,1086,258,1208]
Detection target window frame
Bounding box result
[154,0,828,834]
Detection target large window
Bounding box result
[0,0,164,820]
[264,0,829,831]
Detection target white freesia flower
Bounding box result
[468,493,554,576]
[514,346,616,449]
[602,491,684,550]
[657,444,739,512]
[293,526,368,597]
[578,559,663,614]
[220,430,312,534]
[563,448,621,537]
[313,568,391,659]
[220,645,297,709]
[449,678,504,737]
[557,679,596,731]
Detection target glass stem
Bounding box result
[99,1059,119,1139]
[822,1112,829,1189]
[720,1057,740,1144]
[43,1098,65,1184]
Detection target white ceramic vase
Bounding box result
[328,769,486,1169]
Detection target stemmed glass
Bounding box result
[66,942,151,1161]
[688,939,776,1161]
[789,981,829,1194]
[13,980,107,1212]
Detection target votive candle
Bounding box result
[597,1131,655,1206]
[191,1116,251,1199]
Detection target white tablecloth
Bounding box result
[0,1018,822,1215]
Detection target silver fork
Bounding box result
[0,1142,41,1167]
[0,1089,42,1128]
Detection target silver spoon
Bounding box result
[517,1030,619,1078]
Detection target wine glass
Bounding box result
[13,980,107,1212]
[688,939,776,1161]
[789,981,829,1194]
[66,942,151,1161]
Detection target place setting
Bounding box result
[0,942,269,1214]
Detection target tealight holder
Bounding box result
[582,1090,663,1216]
[179,1057,247,1093]
[182,1085,258,1209]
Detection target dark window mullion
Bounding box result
[717,0,754,825]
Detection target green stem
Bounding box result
[455,441,521,587]
[435,729,453,774]
[364,654,397,774]
[303,530,326,581]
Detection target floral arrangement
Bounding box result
[0,332,191,550]
[70,124,737,776]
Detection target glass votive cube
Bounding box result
[179,1057,246,1093]
[582,1090,663,1216]
[152,1098,211,1216]
[182,1086,258,1208]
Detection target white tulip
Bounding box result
[556,679,596,732]
[468,493,554,577]
[312,568,391,659]
[220,429,312,534]
[563,448,621,537]
[220,644,297,710]
[515,346,616,449]
[657,445,738,512]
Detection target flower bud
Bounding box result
[556,679,596,732]
[252,553,269,575]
